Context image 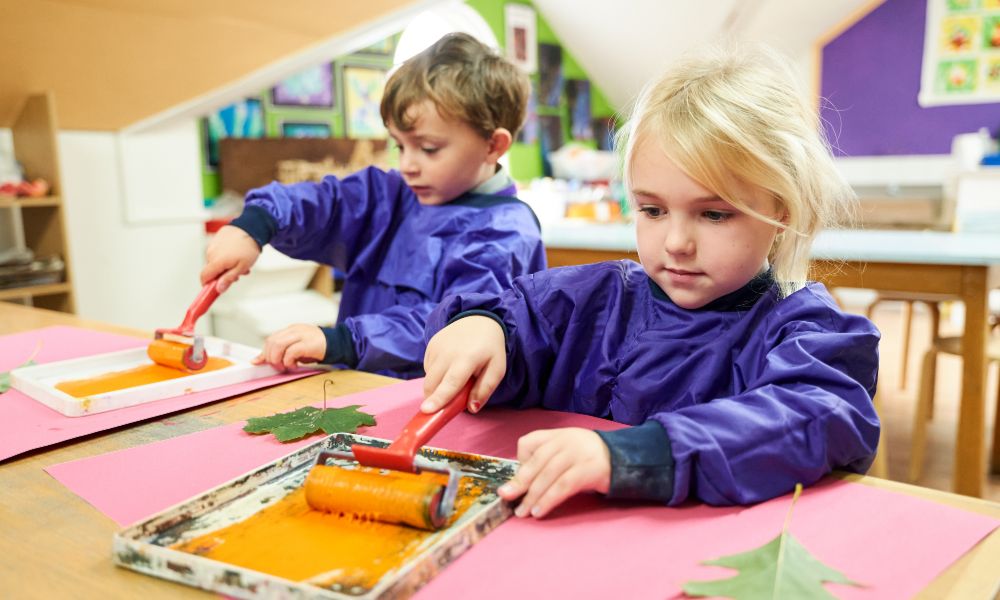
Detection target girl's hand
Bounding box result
[497,428,611,518]
[201,225,262,293]
[421,316,506,414]
[252,324,327,371]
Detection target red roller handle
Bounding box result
[351,382,473,472]
[177,281,221,335]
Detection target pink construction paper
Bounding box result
[47,379,625,526]
[47,378,999,598]
[421,478,999,600]
[0,326,313,461]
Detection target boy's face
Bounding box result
[388,101,500,205]
[631,141,782,309]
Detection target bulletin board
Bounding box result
[920,0,1000,106]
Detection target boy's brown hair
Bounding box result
[380,32,530,139]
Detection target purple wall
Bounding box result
[820,0,1000,156]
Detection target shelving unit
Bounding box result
[1,93,75,312]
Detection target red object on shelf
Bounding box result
[0,178,51,198]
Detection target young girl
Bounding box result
[419,44,880,517]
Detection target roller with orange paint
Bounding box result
[147,280,222,371]
[304,383,472,530]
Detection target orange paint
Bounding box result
[55,357,232,398]
[305,465,445,530]
[173,475,487,589]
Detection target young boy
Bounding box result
[202,33,546,378]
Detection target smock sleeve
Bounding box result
[341,227,546,376]
[229,166,408,270]
[650,310,880,506]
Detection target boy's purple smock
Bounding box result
[230,166,546,379]
[426,261,881,506]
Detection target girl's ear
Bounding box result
[487,128,513,162]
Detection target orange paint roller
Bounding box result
[147,281,221,371]
[305,383,472,530]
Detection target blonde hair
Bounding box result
[617,43,856,298]
[381,32,530,139]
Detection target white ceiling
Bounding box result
[533,0,878,109]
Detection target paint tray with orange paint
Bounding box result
[10,337,278,417]
[113,432,517,599]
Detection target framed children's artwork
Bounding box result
[565,79,594,141]
[919,0,1000,106]
[538,43,563,107]
[343,65,389,139]
[271,63,335,108]
[505,3,538,73]
[355,36,397,57]
[281,121,332,138]
[204,98,264,168]
[539,114,564,177]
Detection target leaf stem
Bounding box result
[773,483,803,599]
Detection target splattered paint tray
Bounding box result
[11,337,276,417]
[113,433,516,599]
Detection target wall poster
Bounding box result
[920,0,1000,106]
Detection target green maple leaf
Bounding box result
[0,359,37,394]
[682,484,862,600]
[243,405,376,442]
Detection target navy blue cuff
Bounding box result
[321,324,358,367]
[595,420,675,503]
[448,309,509,343]
[229,205,277,249]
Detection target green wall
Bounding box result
[200,1,616,201]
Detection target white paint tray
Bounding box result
[10,337,278,417]
[113,433,516,599]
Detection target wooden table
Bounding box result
[544,224,1000,498]
[1,303,999,598]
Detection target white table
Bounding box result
[543,222,1000,497]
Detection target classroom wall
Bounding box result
[59,130,205,331]
[200,0,617,199]
[821,0,1000,156]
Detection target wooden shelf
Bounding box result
[4,93,75,313]
[0,282,72,300]
[0,195,62,208]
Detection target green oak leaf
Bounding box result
[243,405,376,442]
[683,484,861,600]
[0,359,36,393]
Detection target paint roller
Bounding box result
[304,383,472,530]
[147,280,221,371]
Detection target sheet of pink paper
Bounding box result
[0,326,313,461]
[47,378,623,526]
[47,378,1000,598]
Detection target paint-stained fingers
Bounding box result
[468,357,504,412]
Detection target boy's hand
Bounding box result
[497,428,611,519]
[421,316,506,414]
[252,324,327,371]
[202,225,261,293]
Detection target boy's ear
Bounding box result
[486,128,513,162]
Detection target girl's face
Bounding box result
[387,100,500,206]
[631,141,783,309]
